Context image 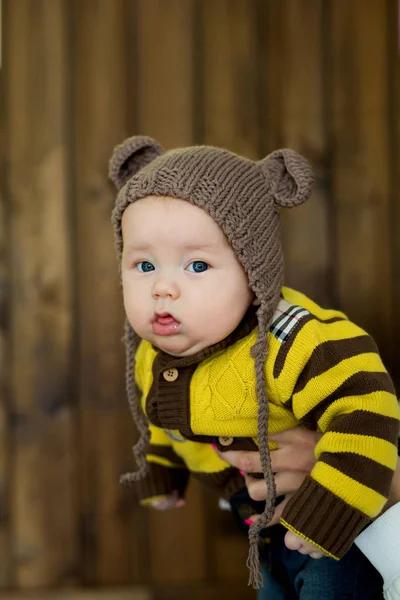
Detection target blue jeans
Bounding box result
[228,488,383,600]
[257,524,383,600]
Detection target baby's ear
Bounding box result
[258,149,314,208]
[109,136,165,190]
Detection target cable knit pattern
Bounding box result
[132,287,398,570]
[190,331,259,432]
[108,136,398,588]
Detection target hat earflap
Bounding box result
[109,135,165,190]
[258,149,314,208]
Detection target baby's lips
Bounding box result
[152,311,180,324]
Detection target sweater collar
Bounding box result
[152,304,258,369]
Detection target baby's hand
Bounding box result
[149,490,185,511]
[284,531,325,559]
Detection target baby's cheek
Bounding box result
[124,304,147,336]
[200,299,243,335]
[123,288,146,318]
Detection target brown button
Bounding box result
[163,368,179,382]
[218,436,234,447]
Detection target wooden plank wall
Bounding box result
[3,0,77,590]
[0,0,399,597]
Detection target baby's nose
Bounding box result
[152,277,180,300]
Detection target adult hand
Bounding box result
[217,426,322,527]
[218,426,400,527]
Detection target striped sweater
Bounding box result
[133,286,400,558]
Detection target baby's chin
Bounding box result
[150,334,211,358]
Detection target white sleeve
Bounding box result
[384,577,400,600]
[355,502,400,599]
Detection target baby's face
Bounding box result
[121,196,254,357]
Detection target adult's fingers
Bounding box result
[245,470,307,502]
[269,427,321,473]
[245,495,293,529]
[264,496,291,528]
[270,445,316,473]
[275,470,307,495]
[216,449,263,473]
[245,473,268,501]
[216,428,321,475]
[269,427,321,447]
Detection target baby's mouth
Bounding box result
[152,312,181,336]
[155,314,176,326]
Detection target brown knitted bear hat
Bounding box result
[109,136,314,588]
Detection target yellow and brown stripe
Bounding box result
[132,417,191,502]
[147,443,187,469]
[275,289,399,556]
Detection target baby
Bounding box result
[109,136,399,589]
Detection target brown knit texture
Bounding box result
[119,319,150,485]
[281,477,371,558]
[133,462,190,504]
[109,135,314,588]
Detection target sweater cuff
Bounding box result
[192,467,245,500]
[131,462,190,503]
[355,502,400,590]
[281,476,370,558]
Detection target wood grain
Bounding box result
[263,0,333,306]
[6,0,76,588]
[135,0,195,148]
[388,0,400,389]
[72,0,144,586]
[3,589,151,600]
[200,0,262,158]
[0,1,11,586]
[0,0,399,593]
[329,0,393,366]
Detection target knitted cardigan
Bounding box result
[131,286,399,559]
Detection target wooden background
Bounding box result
[0,0,399,598]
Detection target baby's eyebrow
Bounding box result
[123,243,150,253]
[182,242,220,250]
[125,241,222,252]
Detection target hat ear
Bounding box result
[258,149,314,208]
[109,135,165,190]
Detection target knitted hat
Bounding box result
[109,136,314,588]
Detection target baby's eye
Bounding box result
[136,261,155,273]
[187,261,209,273]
